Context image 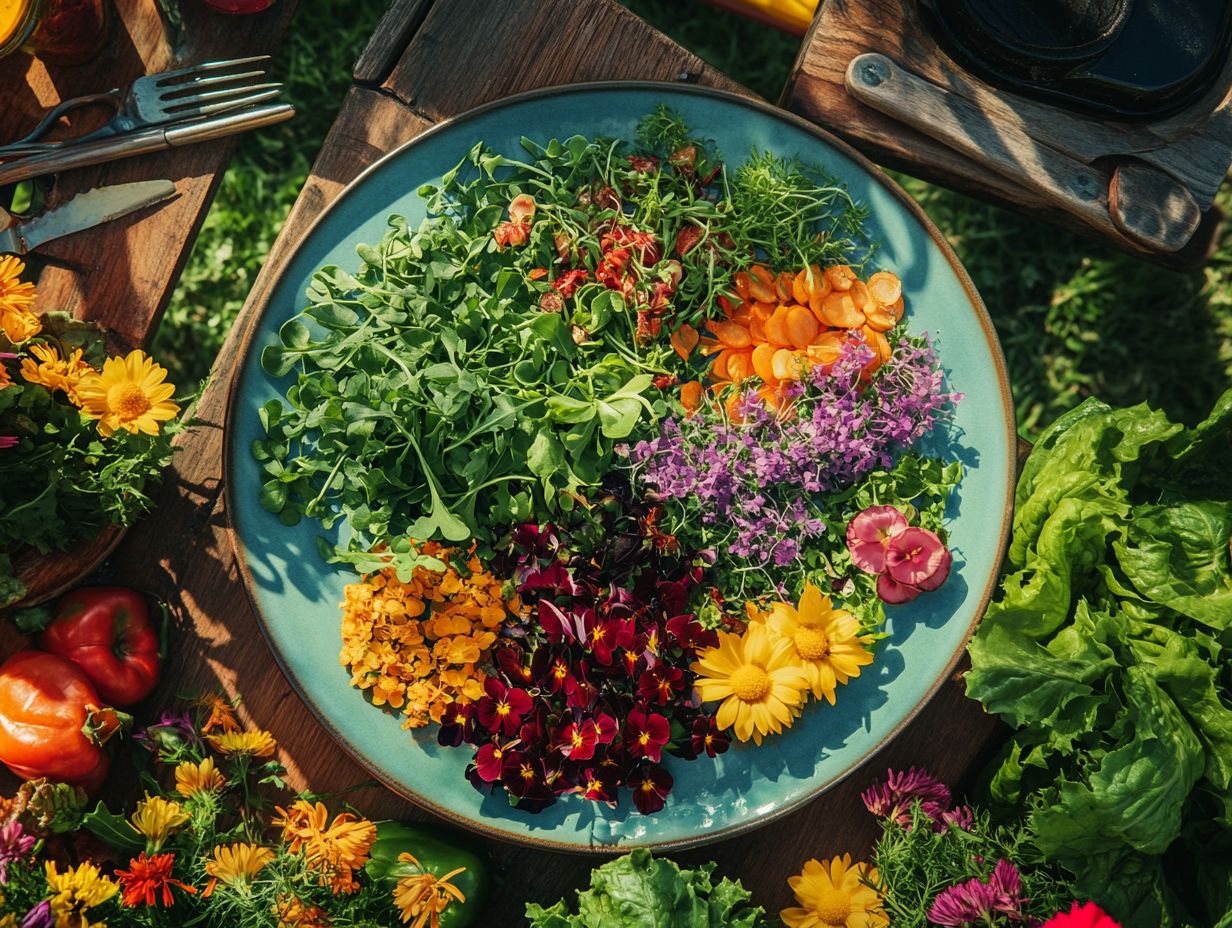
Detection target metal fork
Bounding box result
[0,56,281,159]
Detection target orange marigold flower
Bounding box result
[197,693,241,734]
[20,343,93,401]
[272,799,376,895]
[115,852,197,907]
[339,543,515,729]
[392,852,467,928]
[277,894,332,927]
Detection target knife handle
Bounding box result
[843,53,1197,253]
[0,103,294,187]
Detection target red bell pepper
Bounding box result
[40,586,162,707]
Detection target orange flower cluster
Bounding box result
[672,263,904,414]
[339,544,515,729]
[273,798,376,895]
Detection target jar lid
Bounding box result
[0,0,42,57]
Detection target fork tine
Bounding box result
[159,69,268,97]
[152,55,272,86]
[164,86,283,119]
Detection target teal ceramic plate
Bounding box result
[227,83,1014,853]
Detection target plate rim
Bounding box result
[222,79,1016,854]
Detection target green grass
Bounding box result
[159,0,1232,439]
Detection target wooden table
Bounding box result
[1,0,1004,918]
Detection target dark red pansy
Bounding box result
[475,742,513,783]
[587,620,621,666]
[638,665,684,705]
[437,702,475,747]
[577,767,618,803]
[690,716,730,758]
[477,677,533,736]
[630,763,673,814]
[495,644,534,687]
[558,719,599,761]
[594,713,618,746]
[625,709,671,763]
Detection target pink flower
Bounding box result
[846,505,952,604]
[0,820,35,883]
[861,766,952,826]
[938,804,975,831]
[0,436,18,449]
[1042,902,1122,928]
[846,505,908,573]
[928,860,1030,926]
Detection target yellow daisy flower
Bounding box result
[44,860,119,925]
[691,622,809,746]
[19,343,93,401]
[130,794,190,850]
[0,306,40,344]
[175,756,227,797]
[0,354,13,390]
[74,348,179,437]
[392,852,467,928]
[208,728,277,757]
[276,894,332,927]
[0,257,39,345]
[203,843,276,896]
[782,855,887,928]
[764,583,876,705]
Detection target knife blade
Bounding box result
[1,180,179,255]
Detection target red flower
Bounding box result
[501,753,555,809]
[436,702,475,747]
[539,290,564,313]
[675,225,703,256]
[669,145,697,174]
[115,852,197,907]
[476,677,532,736]
[629,763,673,814]
[625,709,671,763]
[627,154,659,173]
[691,716,730,758]
[495,643,535,687]
[552,269,589,298]
[493,221,530,250]
[665,613,717,650]
[557,719,600,761]
[474,742,513,783]
[603,227,660,266]
[1042,903,1122,928]
[594,713,618,745]
[576,767,618,803]
[638,665,683,705]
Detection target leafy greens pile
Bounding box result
[254,109,867,575]
[966,387,1232,928]
[524,849,766,928]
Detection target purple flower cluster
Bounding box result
[628,335,959,569]
[928,859,1033,926]
[861,766,974,833]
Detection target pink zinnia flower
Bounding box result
[1042,902,1122,928]
[0,435,17,449]
[861,767,952,825]
[938,804,975,832]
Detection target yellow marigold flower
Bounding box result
[45,859,119,924]
[19,343,93,401]
[392,852,467,928]
[0,355,13,391]
[0,914,12,928]
[74,348,179,437]
[691,623,809,746]
[0,306,40,344]
[272,799,375,895]
[203,843,275,896]
[781,854,887,928]
[130,794,190,850]
[0,256,35,312]
[175,756,227,797]
[276,894,332,927]
[208,728,277,757]
[763,583,876,705]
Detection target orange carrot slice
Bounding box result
[886,295,905,322]
[764,306,792,347]
[733,271,751,301]
[727,350,752,383]
[792,269,811,306]
[714,321,752,349]
[748,265,776,303]
[850,280,871,311]
[868,271,902,306]
[821,292,865,328]
[751,343,777,383]
[776,271,795,303]
[824,265,856,292]
[863,305,896,332]
[786,305,819,349]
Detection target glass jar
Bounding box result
[0,0,111,66]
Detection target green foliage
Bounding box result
[966,388,1232,928]
[871,803,1077,927]
[524,849,766,928]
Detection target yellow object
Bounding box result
[0,0,39,56]
[781,855,888,928]
[761,582,875,704]
[708,0,819,35]
[175,757,227,797]
[207,728,278,757]
[74,348,180,437]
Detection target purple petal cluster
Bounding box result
[928,859,1032,926]
[0,820,34,884]
[628,335,959,569]
[861,766,974,833]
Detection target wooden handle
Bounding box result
[844,53,1198,253]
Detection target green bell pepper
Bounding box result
[365,821,490,928]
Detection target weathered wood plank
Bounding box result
[352,0,432,85]
[0,0,298,351]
